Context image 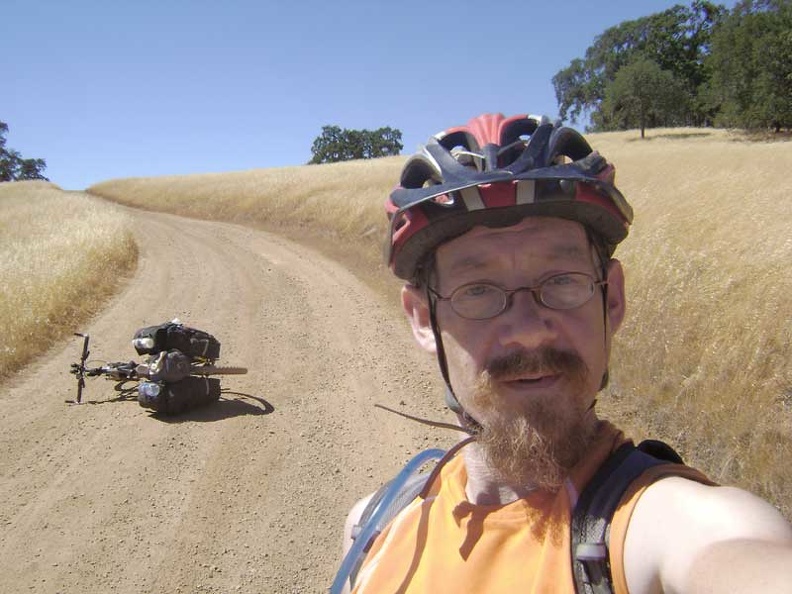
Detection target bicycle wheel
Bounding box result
[75,377,85,404]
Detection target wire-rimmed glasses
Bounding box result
[429,272,606,320]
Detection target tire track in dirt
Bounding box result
[0,208,452,593]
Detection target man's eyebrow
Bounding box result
[549,243,590,259]
[445,255,489,276]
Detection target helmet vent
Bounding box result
[438,130,480,154]
[430,193,455,207]
[500,118,539,146]
[450,148,484,172]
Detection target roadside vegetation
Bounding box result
[591,129,792,513]
[0,181,137,379]
[554,1,791,136]
[88,127,791,517]
[88,157,406,295]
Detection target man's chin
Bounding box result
[475,410,596,492]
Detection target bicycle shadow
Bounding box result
[153,390,275,423]
[65,382,138,405]
[68,388,276,422]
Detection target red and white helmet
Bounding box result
[385,113,633,281]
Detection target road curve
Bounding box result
[0,208,451,593]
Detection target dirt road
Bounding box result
[0,209,453,593]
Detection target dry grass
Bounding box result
[0,181,137,379]
[592,128,792,514]
[88,158,406,295]
[88,128,792,517]
[89,157,403,243]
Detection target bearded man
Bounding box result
[339,113,792,594]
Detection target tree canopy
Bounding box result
[552,0,791,134]
[703,0,792,131]
[309,125,403,164]
[0,121,48,182]
[599,56,690,138]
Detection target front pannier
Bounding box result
[132,321,221,360]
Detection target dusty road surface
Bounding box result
[0,209,454,593]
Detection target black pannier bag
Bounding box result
[138,376,221,415]
[132,321,221,360]
[147,350,192,383]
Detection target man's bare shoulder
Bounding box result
[624,476,792,593]
[636,477,791,540]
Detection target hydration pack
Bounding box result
[132,321,221,361]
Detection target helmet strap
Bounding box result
[428,293,464,415]
[428,292,482,434]
[586,229,612,392]
[598,260,611,391]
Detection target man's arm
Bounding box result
[623,477,792,593]
[686,538,792,593]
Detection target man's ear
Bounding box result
[606,259,626,333]
[401,284,437,354]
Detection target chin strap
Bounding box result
[427,291,484,434]
[428,291,462,413]
[374,403,474,435]
[598,260,611,391]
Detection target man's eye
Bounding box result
[546,274,579,286]
[460,284,496,298]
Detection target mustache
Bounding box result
[482,347,588,384]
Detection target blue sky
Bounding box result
[3,0,737,190]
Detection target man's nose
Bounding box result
[496,289,557,348]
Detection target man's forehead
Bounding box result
[437,217,591,272]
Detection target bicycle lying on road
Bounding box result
[69,320,247,415]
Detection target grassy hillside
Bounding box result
[82,128,792,517]
[0,181,137,379]
[89,156,405,294]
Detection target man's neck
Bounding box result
[462,444,542,505]
[460,412,601,506]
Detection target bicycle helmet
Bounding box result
[385,113,633,282]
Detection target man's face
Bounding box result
[402,216,626,488]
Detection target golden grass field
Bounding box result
[0,181,137,378]
[2,128,790,517]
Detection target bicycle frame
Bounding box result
[68,333,247,404]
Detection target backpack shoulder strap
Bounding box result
[344,449,443,590]
[570,440,683,594]
[351,469,430,544]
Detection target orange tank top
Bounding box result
[352,421,711,594]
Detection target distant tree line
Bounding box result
[0,121,48,182]
[553,0,792,136]
[309,125,403,164]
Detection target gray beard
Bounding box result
[470,347,596,492]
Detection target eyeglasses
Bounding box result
[429,272,606,320]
